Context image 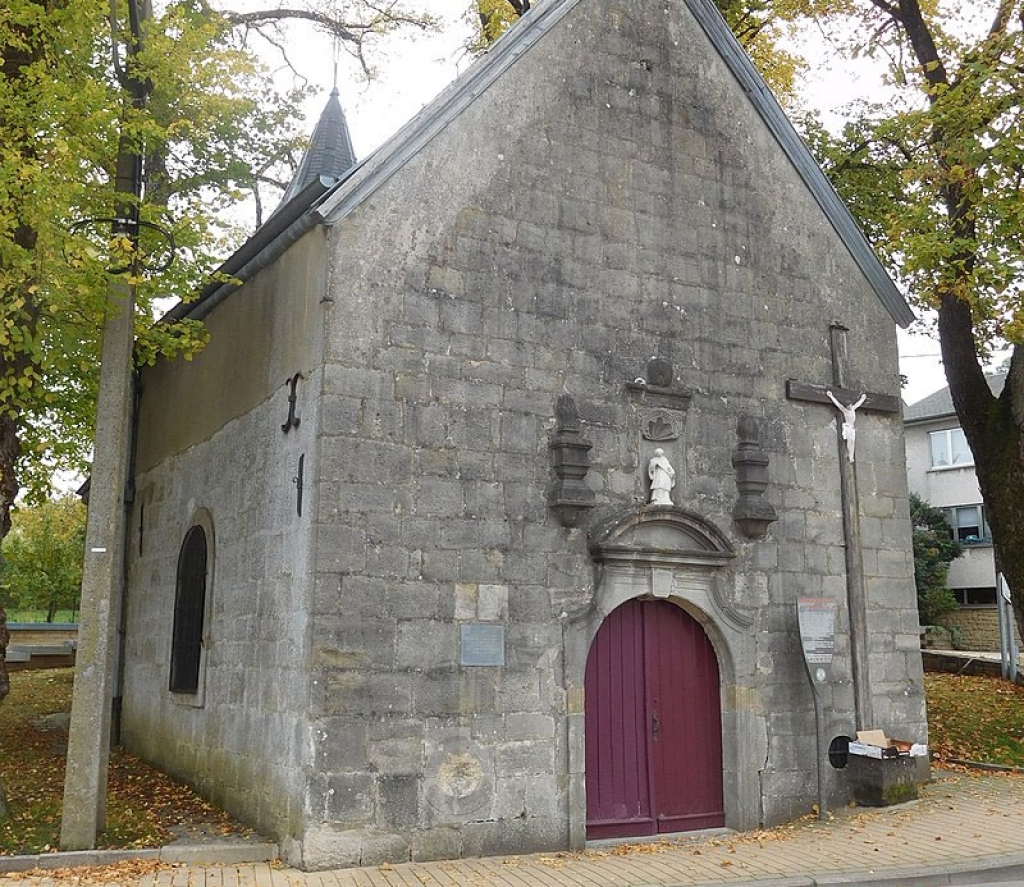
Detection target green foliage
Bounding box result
[808,4,1024,348]
[711,0,848,104]
[0,0,308,501]
[909,492,962,625]
[801,2,1024,638]
[0,0,429,526]
[0,496,86,622]
[472,0,524,50]
[4,609,77,623]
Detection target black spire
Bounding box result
[278,87,357,207]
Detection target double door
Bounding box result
[584,598,724,838]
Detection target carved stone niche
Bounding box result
[547,394,596,527]
[731,416,777,539]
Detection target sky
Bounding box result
[262,1,998,407]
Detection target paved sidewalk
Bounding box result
[6,770,1024,886]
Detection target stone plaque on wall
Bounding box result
[460,624,505,667]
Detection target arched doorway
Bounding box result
[584,597,724,839]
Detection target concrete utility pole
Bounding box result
[60,0,150,849]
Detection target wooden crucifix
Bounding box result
[786,325,901,730]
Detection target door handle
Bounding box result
[651,711,660,740]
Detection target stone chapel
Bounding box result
[118,0,927,870]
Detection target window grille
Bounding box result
[169,525,207,694]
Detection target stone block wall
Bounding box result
[942,608,1023,651]
[301,0,925,866]
[122,237,328,852]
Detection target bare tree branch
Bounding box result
[239,22,313,85]
[221,5,431,45]
[223,9,361,43]
[989,0,1015,36]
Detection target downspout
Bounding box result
[112,367,142,744]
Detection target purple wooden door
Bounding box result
[584,598,724,839]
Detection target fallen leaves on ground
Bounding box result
[926,673,1024,768]
[0,859,169,884]
[0,668,249,856]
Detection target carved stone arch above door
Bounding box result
[587,506,752,631]
[588,506,735,570]
[563,505,764,850]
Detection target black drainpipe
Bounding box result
[111,367,142,745]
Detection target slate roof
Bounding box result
[165,89,356,322]
[277,87,357,209]
[904,372,1007,422]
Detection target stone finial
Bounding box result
[737,415,760,447]
[732,416,777,539]
[548,395,596,527]
[554,393,581,432]
[646,357,673,388]
[625,358,691,410]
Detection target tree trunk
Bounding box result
[0,604,8,703]
[888,0,1024,639]
[0,416,19,702]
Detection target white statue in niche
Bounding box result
[826,390,867,463]
[647,447,676,505]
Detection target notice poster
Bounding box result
[797,597,838,685]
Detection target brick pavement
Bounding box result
[6,771,1024,887]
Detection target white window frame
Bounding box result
[928,427,973,469]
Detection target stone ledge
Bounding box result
[922,649,1024,685]
[0,841,278,873]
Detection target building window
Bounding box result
[929,428,972,468]
[169,525,208,694]
[943,504,991,545]
[952,587,998,607]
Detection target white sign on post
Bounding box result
[798,597,838,688]
[797,596,839,821]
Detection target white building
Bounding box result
[904,374,1012,648]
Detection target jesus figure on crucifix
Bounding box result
[826,390,867,463]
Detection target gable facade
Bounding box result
[120,0,925,869]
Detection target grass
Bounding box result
[4,610,78,624]
[925,672,1024,767]
[0,668,244,856]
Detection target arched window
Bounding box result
[169,525,208,694]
